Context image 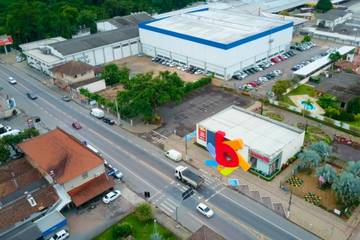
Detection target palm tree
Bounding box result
[328,51,342,70]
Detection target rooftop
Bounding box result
[25,49,64,65]
[141,9,292,46]
[317,9,351,21]
[187,225,225,240]
[19,37,66,51]
[70,76,103,89]
[49,27,139,56]
[99,12,153,28]
[198,105,304,157]
[316,72,360,102]
[51,61,95,76]
[0,185,58,230]
[18,128,103,184]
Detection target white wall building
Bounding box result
[196,106,305,176]
[140,9,293,80]
[316,9,352,31]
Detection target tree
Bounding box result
[272,80,291,99]
[102,64,121,86]
[309,141,332,160]
[113,223,133,238]
[316,164,336,186]
[332,172,360,206]
[317,93,338,109]
[135,203,153,222]
[302,35,312,43]
[0,144,10,164]
[346,97,360,115]
[329,51,342,62]
[297,149,321,170]
[346,161,360,177]
[315,0,333,13]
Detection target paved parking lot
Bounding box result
[154,85,253,137]
[229,45,333,97]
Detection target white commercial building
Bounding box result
[196,106,305,176]
[140,9,293,80]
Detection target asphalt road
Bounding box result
[0,62,320,240]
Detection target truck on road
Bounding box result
[175,166,204,189]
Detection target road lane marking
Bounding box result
[205,187,225,203]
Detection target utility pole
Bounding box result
[287,190,293,218]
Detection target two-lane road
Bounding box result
[0,63,319,240]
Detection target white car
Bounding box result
[8,77,17,85]
[257,76,268,82]
[102,190,121,204]
[196,203,214,218]
[113,168,123,179]
[49,229,69,240]
[272,70,282,76]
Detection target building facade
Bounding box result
[196,106,305,176]
[140,9,293,80]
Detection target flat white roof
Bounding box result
[19,37,66,51]
[146,10,291,44]
[198,106,304,157]
[294,46,356,76]
[25,49,64,65]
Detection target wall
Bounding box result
[63,164,105,192]
[75,79,106,93]
[140,26,293,79]
[65,38,141,66]
[54,70,95,84]
[280,131,305,165]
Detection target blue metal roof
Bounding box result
[139,10,293,50]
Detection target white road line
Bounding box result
[159,203,175,214]
[218,192,302,240]
[163,198,178,207]
[205,187,225,203]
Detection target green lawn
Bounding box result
[282,85,318,106]
[94,213,178,240]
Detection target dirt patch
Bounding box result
[286,169,340,211]
[112,56,203,83]
[98,84,124,101]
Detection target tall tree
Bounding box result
[332,172,360,206]
[346,97,360,115]
[346,161,360,177]
[316,164,336,186]
[272,80,291,99]
[315,0,333,13]
[309,141,332,161]
[0,144,10,164]
[298,149,321,170]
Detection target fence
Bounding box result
[268,99,360,136]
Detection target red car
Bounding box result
[72,121,82,129]
[277,55,286,61]
[270,57,280,63]
[248,81,257,87]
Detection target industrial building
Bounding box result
[196,106,305,176]
[139,9,293,80]
[22,13,153,75]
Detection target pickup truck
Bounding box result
[175,166,204,189]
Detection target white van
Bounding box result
[0,129,20,138]
[165,149,182,162]
[86,143,102,156]
[90,108,104,119]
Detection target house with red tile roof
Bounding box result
[18,128,114,207]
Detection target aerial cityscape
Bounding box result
[1,0,360,240]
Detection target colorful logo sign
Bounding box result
[205,131,250,176]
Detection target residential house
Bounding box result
[316,9,352,30]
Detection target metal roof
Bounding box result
[294,46,356,77]
[49,27,139,56]
[103,12,153,28]
[198,105,304,157]
[317,9,351,21]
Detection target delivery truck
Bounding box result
[175,165,204,189]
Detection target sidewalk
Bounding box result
[165,134,360,240]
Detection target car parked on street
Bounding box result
[196,203,214,218]
[102,190,121,204]
[49,229,70,240]
[61,95,71,102]
[103,117,115,125]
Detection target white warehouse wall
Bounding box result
[140,26,293,79]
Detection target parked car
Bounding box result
[248,81,257,88]
[26,92,37,100]
[72,121,82,129]
[103,117,115,125]
[61,95,71,102]
[108,167,123,179]
[102,190,121,204]
[278,55,286,61]
[165,149,182,162]
[196,203,214,218]
[49,229,70,240]
[270,57,279,64]
[257,76,268,83]
[272,70,282,76]
[8,77,17,85]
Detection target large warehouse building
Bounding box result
[139,9,293,80]
[196,106,305,176]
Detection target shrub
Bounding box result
[333,111,355,122]
[135,203,153,222]
[113,223,133,238]
[309,76,320,83]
